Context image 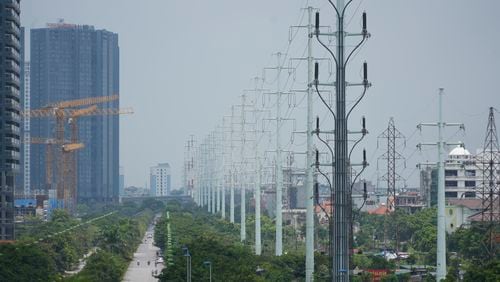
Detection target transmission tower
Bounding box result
[378,117,405,212]
[480,107,500,222]
[477,107,500,257]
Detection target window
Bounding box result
[465,181,475,187]
[445,192,458,198]
[464,192,476,198]
[465,170,476,177]
[449,209,453,215]
[445,170,458,177]
[445,181,458,187]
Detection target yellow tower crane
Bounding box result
[22,95,133,211]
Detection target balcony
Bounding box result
[4,98,20,111]
[5,59,20,74]
[4,21,20,37]
[5,150,20,159]
[4,7,20,23]
[4,111,20,123]
[4,0,20,14]
[3,124,20,135]
[5,85,20,98]
[4,73,20,87]
[4,135,20,145]
[4,34,20,50]
[4,47,20,62]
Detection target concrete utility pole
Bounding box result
[222,115,235,221]
[417,88,464,281]
[305,7,315,280]
[235,91,260,243]
[243,77,267,255]
[211,132,217,215]
[184,136,196,202]
[264,52,294,256]
[201,142,209,210]
[239,93,248,242]
[227,107,236,223]
[215,127,225,219]
[289,6,320,279]
[255,150,262,254]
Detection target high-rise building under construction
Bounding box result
[30,22,120,203]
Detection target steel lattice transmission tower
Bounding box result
[479,107,500,223]
[378,117,405,212]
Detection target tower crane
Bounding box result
[22,95,133,211]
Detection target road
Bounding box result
[122,221,163,281]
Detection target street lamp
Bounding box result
[203,261,212,282]
[182,246,192,282]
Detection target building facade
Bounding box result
[420,146,482,207]
[119,166,124,197]
[150,163,171,196]
[30,23,119,203]
[443,146,478,199]
[0,0,21,240]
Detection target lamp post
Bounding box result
[182,246,192,282]
[203,261,212,282]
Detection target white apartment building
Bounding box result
[444,146,478,199]
[150,163,171,196]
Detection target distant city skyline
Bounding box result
[21,0,500,190]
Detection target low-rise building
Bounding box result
[445,198,483,233]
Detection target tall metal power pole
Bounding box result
[417,88,464,281]
[315,1,370,279]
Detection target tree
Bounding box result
[0,243,58,281]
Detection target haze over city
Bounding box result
[22,0,500,189]
[0,1,499,281]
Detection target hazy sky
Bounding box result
[22,0,500,189]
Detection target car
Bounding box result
[147,234,153,239]
[156,257,164,264]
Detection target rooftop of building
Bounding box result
[368,203,390,215]
[449,145,471,156]
[447,198,483,210]
[468,197,500,222]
